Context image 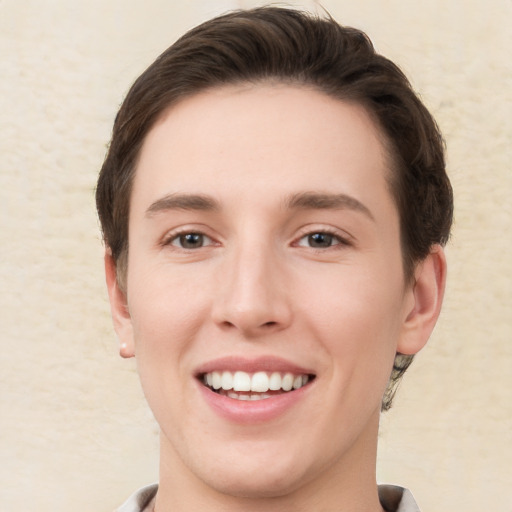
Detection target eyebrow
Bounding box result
[145,193,220,217]
[285,192,375,220]
[145,191,374,220]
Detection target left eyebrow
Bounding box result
[285,192,375,221]
[145,193,220,217]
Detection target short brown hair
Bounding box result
[96,6,453,410]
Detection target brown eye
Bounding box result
[307,233,334,248]
[171,232,210,249]
[296,231,349,249]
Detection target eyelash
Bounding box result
[162,230,215,250]
[162,227,351,251]
[294,228,352,250]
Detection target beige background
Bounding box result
[1,0,510,510]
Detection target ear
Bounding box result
[104,249,135,358]
[397,245,447,355]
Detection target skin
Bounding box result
[106,84,446,512]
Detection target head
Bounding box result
[97,8,452,409]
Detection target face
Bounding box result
[108,84,436,500]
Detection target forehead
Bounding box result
[132,84,394,215]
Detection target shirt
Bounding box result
[116,483,421,511]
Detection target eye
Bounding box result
[296,231,347,249]
[169,232,213,249]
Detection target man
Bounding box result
[97,7,453,512]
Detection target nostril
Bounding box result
[221,320,279,329]
[219,320,236,329]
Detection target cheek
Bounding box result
[298,263,405,377]
[126,268,210,425]
[126,264,211,364]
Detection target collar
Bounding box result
[117,483,421,512]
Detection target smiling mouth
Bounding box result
[200,370,315,401]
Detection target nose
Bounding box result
[212,243,293,337]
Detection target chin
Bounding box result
[184,438,315,500]
[201,464,308,500]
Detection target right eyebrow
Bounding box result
[145,193,220,217]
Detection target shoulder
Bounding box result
[115,483,158,512]
[378,484,421,512]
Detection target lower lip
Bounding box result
[197,381,312,424]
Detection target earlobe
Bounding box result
[397,245,447,355]
[104,249,135,358]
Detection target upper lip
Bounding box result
[195,356,315,376]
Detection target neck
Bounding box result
[154,412,384,512]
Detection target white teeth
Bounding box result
[233,371,251,392]
[282,373,294,391]
[251,371,269,392]
[269,372,282,390]
[221,371,233,390]
[212,371,222,390]
[223,390,273,401]
[203,370,312,395]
